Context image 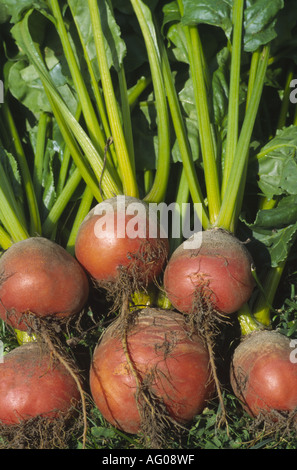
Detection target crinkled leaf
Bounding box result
[257,126,297,199]
[9,11,78,117]
[166,22,189,64]
[246,222,297,268]
[8,60,53,115]
[244,0,284,52]
[181,0,233,39]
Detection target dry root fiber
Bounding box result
[6,314,89,449]
[92,238,168,315]
[247,408,297,447]
[118,310,185,449]
[186,286,231,431]
[0,407,83,449]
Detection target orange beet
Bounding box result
[0,237,89,331]
[230,330,297,417]
[75,196,169,287]
[90,308,214,434]
[164,229,255,315]
[0,343,80,425]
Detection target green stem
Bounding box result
[128,76,152,109]
[170,167,189,254]
[130,0,170,204]
[118,65,135,173]
[66,185,93,255]
[33,112,50,204]
[0,165,29,242]
[107,0,135,173]
[177,7,220,223]
[67,0,119,175]
[277,65,294,130]
[221,0,244,199]
[231,49,261,231]
[17,9,121,199]
[2,102,41,236]
[45,90,104,202]
[216,45,270,230]
[42,167,82,238]
[0,225,13,250]
[159,31,209,230]
[88,0,138,197]
[237,303,261,336]
[0,151,27,230]
[56,104,82,197]
[48,0,107,159]
[253,261,286,327]
[144,170,153,194]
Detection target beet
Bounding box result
[75,196,169,290]
[230,329,297,417]
[0,237,89,331]
[89,308,215,435]
[164,229,255,315]
[0,342,80,425]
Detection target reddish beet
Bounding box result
[0,237,89,331]
[230,330,297,417]
[0,342,80,425]
[89,308,214,434]
[75,196,169,289]
[163,229,255,315]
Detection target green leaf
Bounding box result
[244,0,284,52]
[211,47,230,132]
[256,126,297,199]
[242,195,297,267]
[181,0,233,39]
[0,0,48,23]
[250,195,297,229]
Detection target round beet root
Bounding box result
[0,237,89,331]
[0,342,80,425]
[164,229,255,315]
[230,330,297,417]
[89,308,214,435]
[75,196,169,289]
